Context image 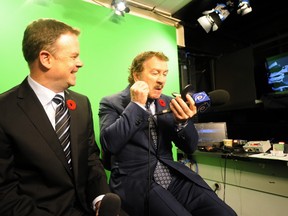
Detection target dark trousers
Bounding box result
[148,175,237,216]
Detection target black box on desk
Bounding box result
[198,142,222,152]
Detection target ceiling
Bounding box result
[172,0,288,54]
[91,0,288,55]
[128,0,192,14]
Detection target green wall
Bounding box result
[0,0,180,160]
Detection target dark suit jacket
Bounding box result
[99,86,211,215]
[0,78,109,216]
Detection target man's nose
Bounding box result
[157,74,166,82]
[76,58,84,68]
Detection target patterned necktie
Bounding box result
[146,99,172,189]
[53,95,72,169]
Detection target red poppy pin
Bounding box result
[158,99,166,107]
[66,99,77,110]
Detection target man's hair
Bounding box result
[22,18,80,64]
[128,51,169,85]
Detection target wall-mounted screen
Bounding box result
[266,51,288,95]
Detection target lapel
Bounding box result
[17,79,73,177]
[154,96,171,149]
[155,97,170,115]
[122,86,157,151]
[64,90,79,178]
[155,96,170,122]
[146,96,170,151]
[122,87,172,151]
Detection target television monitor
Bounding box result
[265,51,288,95]
[194,122,227,147]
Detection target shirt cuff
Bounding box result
[92,194,105,211]
[132,101,146,110]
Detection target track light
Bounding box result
[111,0,130,16]
[198,0,252,33]
[237,0,252,16]
[197,3,230,33]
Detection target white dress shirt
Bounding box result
[27,75,64,129]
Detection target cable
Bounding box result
[147,114,153,216]
[179,156,199,174]
[127,0,181,24]
[213,183,221,192]
[223,154,228,202]
[90,0,107,7]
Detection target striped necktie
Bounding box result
[53,94,72,169]
[146,99,172,189]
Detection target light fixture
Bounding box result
[197,3,230,33]
[111,0,130,16]
[197,0,252,33]
[237,0,252,16]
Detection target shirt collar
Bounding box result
[27,75,65,107]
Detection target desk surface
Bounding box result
[183,150,288,166]
[249,152,288,161]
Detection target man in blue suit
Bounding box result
[99,51,237,216]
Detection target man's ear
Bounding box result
[133,72,140,81]
[39,50,52,69]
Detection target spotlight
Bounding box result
[197,4,230,33]
[237,0,252,16]
[111,0,130,16]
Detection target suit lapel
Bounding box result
[122,86,157,151]
[155,97,171,149]
[17,79,73,177]
[155,97,170,115]
[64,91,79,178]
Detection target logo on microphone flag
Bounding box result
[192,92,211,113]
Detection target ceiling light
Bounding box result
[198,0,252,33]
[197,4,230,33]
[111,0,130,16]
[237,0,252,16]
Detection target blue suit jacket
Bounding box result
[99,86,211,215]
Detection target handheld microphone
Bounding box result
[156,84,230,115]
[98,193,121,216]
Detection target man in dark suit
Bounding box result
[99,51,237,216]
[0,18,121,216]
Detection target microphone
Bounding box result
[156,85,230,115]
[208,89,230,106]
[98,193,121,216]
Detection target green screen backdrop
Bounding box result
[0,0,180,169]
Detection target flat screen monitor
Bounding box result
[194,122,228,146]
[266,51,288,95]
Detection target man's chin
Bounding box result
[149,93,162,99]
[68,80,76,87]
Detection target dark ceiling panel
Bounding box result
[172,0,288,54]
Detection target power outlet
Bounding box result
[214,182,221,191]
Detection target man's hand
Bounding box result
[169,94,197,122]
[130,81,149,106]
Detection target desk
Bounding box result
[249,152,288,161]
[185,151,288,216]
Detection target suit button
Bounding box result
[135,119,141,126]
